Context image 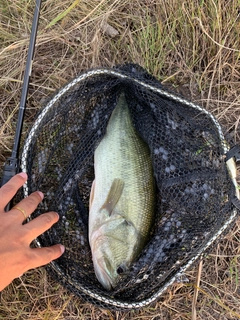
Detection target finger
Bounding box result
[23,211,59,240]
[0,172,28,210]
[27,244,65,270]
[10,191,44,222]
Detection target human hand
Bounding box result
[0,172,65,291]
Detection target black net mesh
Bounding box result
[21,64,240,310]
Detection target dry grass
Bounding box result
[1,0,240,319]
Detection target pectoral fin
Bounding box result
[100,178,124,215]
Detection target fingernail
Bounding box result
[37,191,44,200]
[18,172,28,180]
[60,244,65,254]
[54,212,59,219]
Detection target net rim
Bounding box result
[20,66,238,309]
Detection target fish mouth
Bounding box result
[93,256,115,291]
[95,266,114,290]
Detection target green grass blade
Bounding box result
[46,0,80,29]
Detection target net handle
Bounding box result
[1,0,42,210]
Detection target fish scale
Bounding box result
[88,92,155,290]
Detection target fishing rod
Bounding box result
[1,0,42,209]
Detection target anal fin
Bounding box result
[89,179,95,210]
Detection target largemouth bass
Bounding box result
[89,92,155,290]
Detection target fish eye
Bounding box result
[116,265,126,275]
[116,266,124,274]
